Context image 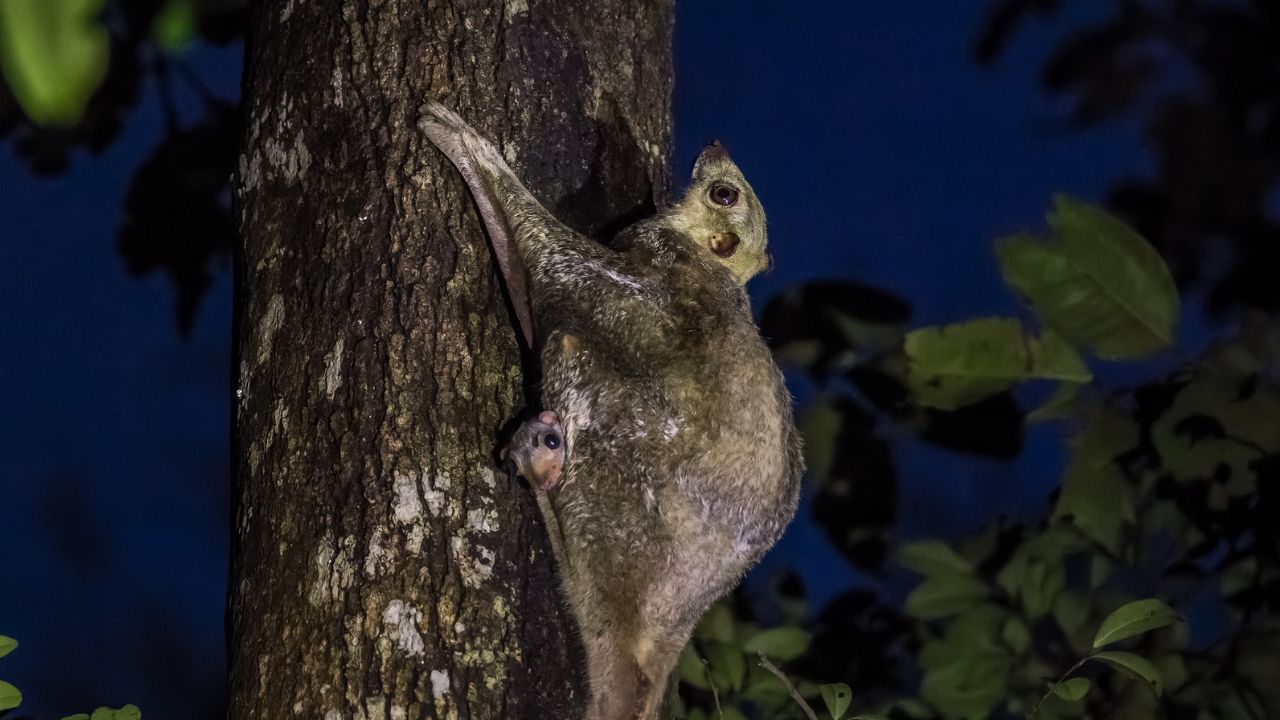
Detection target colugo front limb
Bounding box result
[418,100,539,345]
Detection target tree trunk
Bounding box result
[228,1,672,717]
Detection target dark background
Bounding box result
[2,2,1266,717]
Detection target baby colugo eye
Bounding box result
[543,432,561,450]
[709,184,739,207]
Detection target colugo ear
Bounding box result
[691,140,732,181]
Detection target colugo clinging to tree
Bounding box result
[419,100,803,720]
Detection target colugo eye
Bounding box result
[709,184,739,207]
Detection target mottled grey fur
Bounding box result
[419,100,803,720]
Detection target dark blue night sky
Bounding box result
[0,3,1194,718]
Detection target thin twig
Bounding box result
[756,653,819,720]
[703,657,722,717]
[688,648,725,718]
[1030,656,1089,718]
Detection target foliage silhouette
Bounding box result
[6,3,1280,719]
[976,0,1280,315]
[0,0,244,334]
[682,199,1280,720]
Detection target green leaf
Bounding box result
[62,715,91,720]
[1092,651,1163,697]
[946,604,1008,649]
[1092,599,1180,650]
[695,602,736,644]
[891,699,933,719]
[0,636,16,658]
[1090,553,1114,590]
[91,708,112,720]
[742,627,811,662]
[0,0,110,127]
[1221,557,1258,598]
[920,652,1011,720]
[795,680,824,700]
[905,317,1091,410]
[820,682,852,720]
[1020,555,1065,619]
[898,540,974,577]
[677,646,711,690]
[1052,590,1092,647]
[1052,407,1138,553]
[799,400,841,483]
[1152,653,1188,694]
[705,641,746,692]
[1055,459,1131,555]
[904,574,989,620]
[995,196,1178,360]
[742,668,787,705]
[905,318,1015,410]
[115,704,142,720]
[152,0,195,52]
[1053,677,1092,702]
[830,310,904,356]
[1151,366,1280,488]
[774,340,823,368]
[1030,328,1092,382]
[719,707,747,720]
[0,680,21,711]
[1027,381,1085,423]
[1001,616,1031,655]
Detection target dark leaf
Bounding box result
[917,392,1024,459]
[1171,414,1226,443]
[811,399,896,570]
[117,107,237,334]
[974,0,1063,64]
[791,591,913,695]
[762,281,910,378]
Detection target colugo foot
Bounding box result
[505,410,565,491]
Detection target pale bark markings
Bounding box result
[231,1,672,717]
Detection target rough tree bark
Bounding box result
[229,1,673,717]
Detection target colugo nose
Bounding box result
[692,140,730,179]
[710,232,740,258]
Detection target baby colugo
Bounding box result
[420,100,802,720]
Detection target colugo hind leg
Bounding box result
[580,624,687,720]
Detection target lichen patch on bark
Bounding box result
[230,0,671,717]
[448,535,496,588]
[308,535,355,608]
[255,294,284,368]
[323,336,345,397]
[392,470,424,524]
[430,669,450,699]
[382,599,427,657]
[423,471,449,517]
